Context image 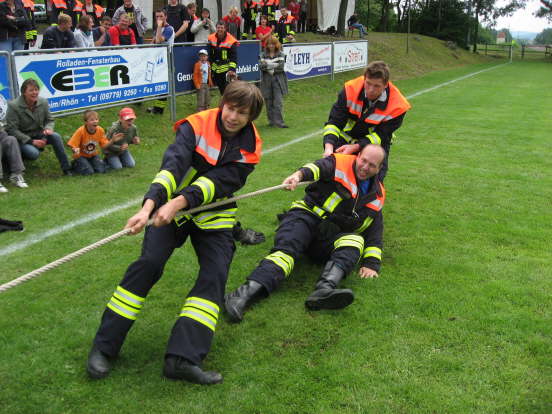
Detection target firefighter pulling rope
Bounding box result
[0,181,312,294]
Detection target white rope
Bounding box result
[0,181,312,294]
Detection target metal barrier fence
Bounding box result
[2,39,368,122]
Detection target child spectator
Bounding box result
[67,110,109,175]
[104,107,140,170]
[192,49,213,112]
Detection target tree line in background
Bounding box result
[341,0,552,50]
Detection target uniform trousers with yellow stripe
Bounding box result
[247,208,361,293]
[93,219,235,365]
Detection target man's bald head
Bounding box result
[355,145,386,180]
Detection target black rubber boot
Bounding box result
[163,355,222,385]
[224,280,266,323]
[305,261,354,310]
[86,344,112,379]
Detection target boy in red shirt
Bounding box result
[67,110,111,175]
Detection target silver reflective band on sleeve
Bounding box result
[322,192,343,213]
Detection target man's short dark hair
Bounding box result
[155,9,167,16]
[20,78,40,94]
[364,61,390,84]
[101,15,112,23]
[220,81,264,122]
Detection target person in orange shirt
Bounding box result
[193,49,214,113]
[67,110,111,175]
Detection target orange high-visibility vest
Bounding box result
[208,31,239,49]
[174,108,261,166]
[22,0,35,11]
[344,77,411,125]
[52,0,67,9]
[333,154,385,210]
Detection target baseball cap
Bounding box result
[198,49,208,55]
[119,107,136,120]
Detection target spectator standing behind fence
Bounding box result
[260,35,288,128]
[0,122,28,193]
[208,21,238,95]
[347,13,366,38]
[222,6,241,41]
[164,0,188,43]
[276,7,296,44]
[6,79,72,176]
[288,0,300,23]
[255,14,272,48]
[104,107,140,170]
[109,13,136,45]
[147,9,174,116]
[183,2,197,43]
[112,0,146,44]
[21,0,36,50]
[78,0,104,28]
[49,0,79,26]
[74,14,94,48]
[93,15,111,46]
[0,0,30,52]
[190,7,214,43]
[298,0,307,33]
[67,110,110,175]
[241,0,258,40]
[193,49,213,112]
[41,13,75,49]
[260,0,278,28]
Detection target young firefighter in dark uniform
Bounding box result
[208,21,238,95]
[87,81,264,385]
[322,61,411,182]
[225,145,386,322]
[241,0,258,39]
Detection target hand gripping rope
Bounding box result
[0,181,313,294]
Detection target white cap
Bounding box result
[198,49,208,55]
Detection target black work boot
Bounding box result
[305,261,354,310]
[224,280,266,323]
[163,355,222,385]
[87,344,112,379]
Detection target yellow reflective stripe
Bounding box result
[229,62,237,68]
[363,246,382,260]
[179,296,219,331]
[193,208,237,223]
[153,170,177,200]
[107,297,140,320]
[343,119,356,132]
[367,131,382,145]
[185,296,219,316]
[290,200,324,218]
[323,124,340,138]
[356,216,374,233]
[179,309,217,331]
[265,251,294,277]
[191,176,216,204]
[176,167,198,192]
[303,163,320,181]
[113,289,144,309]
[334,234,364,252]
[322,192,343,213]
[194,217,237,230]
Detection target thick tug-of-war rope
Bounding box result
[0,181,313,294]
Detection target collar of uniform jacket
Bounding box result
[360,86,389,113]
[215,110,257,155]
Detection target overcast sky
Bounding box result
[494,0,551,33]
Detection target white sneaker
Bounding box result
[0,182,8,193]
[10,174,28,188]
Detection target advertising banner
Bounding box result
[333,41,368,73]
[283,43,332,80]
[173,41,260,94]
[13,47,169,112]
[0,53,12,121]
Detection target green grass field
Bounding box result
[1,59,551,413]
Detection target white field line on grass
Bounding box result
[0,63,506,259]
